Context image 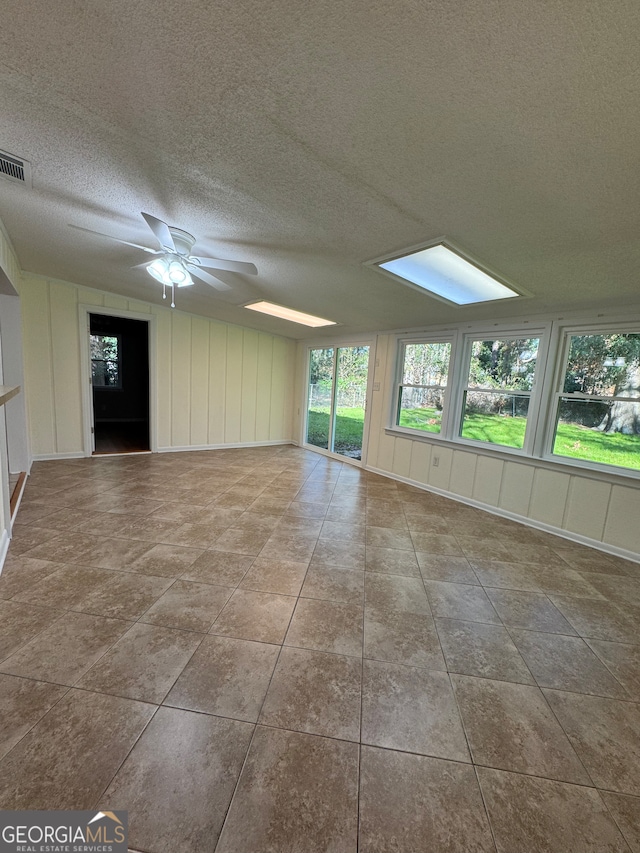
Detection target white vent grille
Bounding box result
[0,150,32,186]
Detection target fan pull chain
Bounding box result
[162,283,167,300]
[171,283,175,308]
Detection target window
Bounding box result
[551,331,640,472]
[395,340,452,434]
[459,337,540,449]
[90,334,121,387]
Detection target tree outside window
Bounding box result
[460,337,540,449]
[553,332,640,471]
[91,334,121,387]
[396,341,452,434]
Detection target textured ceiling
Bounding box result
[1,0,639,339]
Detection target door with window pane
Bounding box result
[306,346,370,461]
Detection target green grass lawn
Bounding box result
[307,408,365,456]
[308,406,640,470]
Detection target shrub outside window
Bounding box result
[552,332,640,472]
[90,334,121,387]
[459,337,540,449]
[396,341,452,434]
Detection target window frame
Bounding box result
[543,322,640,477]
[452,328,548,456]
[391,334,457,440]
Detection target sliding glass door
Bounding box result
[306,345,370,461]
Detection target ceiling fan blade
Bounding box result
[141,212,176,252]
[187,265,233,291]
[190,256,258,276]
[70,224,158,254]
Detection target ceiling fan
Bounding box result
[73,212,257,307]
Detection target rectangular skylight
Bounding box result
[375,241,520,305]
[244,301,337,327]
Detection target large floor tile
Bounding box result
[259,646,361,740]
[101,707,253,853]
[0,688,154,809]
[510,629,629,697]
[72,571,173,619]
[436,618,535,683]
[416,553,479,584]
[140,580,233,632]
[365,546,421,576]
[165,634,279,721]
[180,550,254,585]
[550,597,640,643]
[127,543,204,577]
[77,622,202,702]
[364,606,446,669]
[362,659,469,762]
[285,598,363,657]
[0,611,130,685]
[425,580,501,624]
[544,689,640,795]
[588,640,640,701]
[451,675,590,784]
[364,573,430,614]
[359,746,496,853]
[478,767,630,853]
[69,536,158,570]
[0,600,61,661]
[239,556,308,596]
[601,792,640,853]
[313,539,366,570]
[0,556,63,599]
[216,727,359,853]
[0,673,68,759]
[409,533,464,557]
[486,588,577,634]
[300,565,365,604]
[12,564,115,610]
[211,588,296,643]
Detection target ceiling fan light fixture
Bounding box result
[168,260,192,286]
[147,256,193,292]
[147,256,170,284]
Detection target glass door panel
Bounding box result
[306,345,370,461]
[333,346,369,460]
[307,348,334,450]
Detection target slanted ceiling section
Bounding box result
[18,275,296,457]
[1,3,640,336]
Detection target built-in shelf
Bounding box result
[0,385,19,406]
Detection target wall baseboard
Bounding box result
[32,441,296,461]
[0,529,10,576]
[32,451,86,461]
[156,440,295,453]
[366,464,640,565]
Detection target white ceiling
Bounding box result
[1,1,639,340]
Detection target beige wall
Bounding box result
[362,333,640,559]
[18,274,296,457]
[0,222,23,561]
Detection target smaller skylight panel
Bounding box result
[244,301,336,327]
[377,243,519,305]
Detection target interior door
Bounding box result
[306,345,370,461]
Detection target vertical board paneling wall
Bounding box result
[364,333,640,558]
[18,275,296,457]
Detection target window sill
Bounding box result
[384,426,640,485]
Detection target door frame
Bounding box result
[302,337,376,467]
[78,304,157,456]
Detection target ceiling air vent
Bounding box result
[0,150,32,187]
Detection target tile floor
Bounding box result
[0,445,639,852]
